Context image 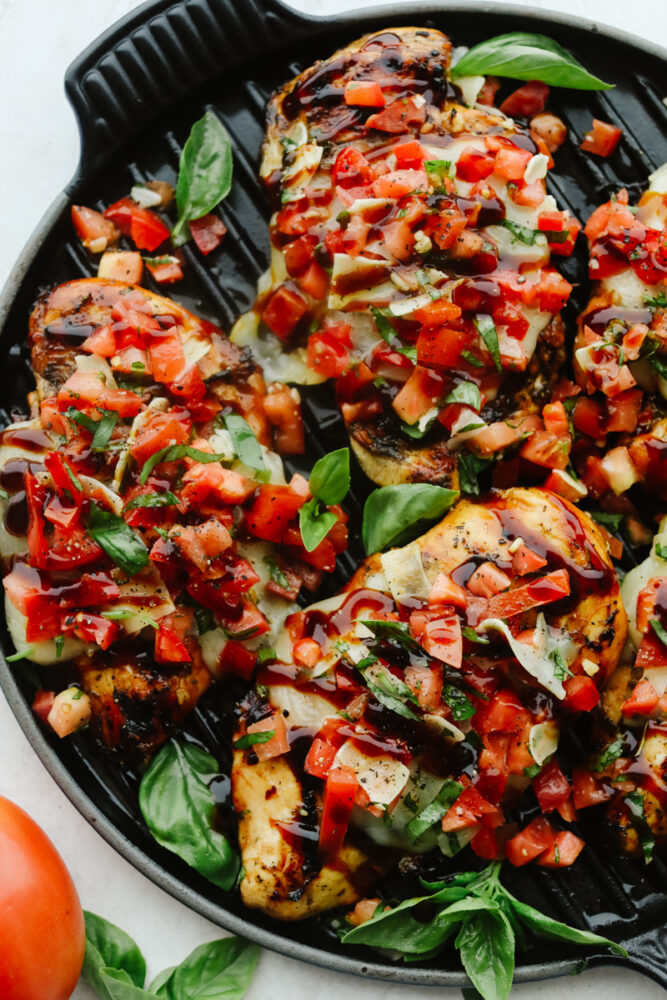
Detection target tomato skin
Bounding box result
[580,119,622,158]
[532,759,571,813]
[499,80,549,118]
[505,815,557,867]
[564,674,600,712]
[0,797,84,1000]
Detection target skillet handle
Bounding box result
[64,0,313,186]
[604,925,667,990]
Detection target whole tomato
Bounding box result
[0,796,85,1000]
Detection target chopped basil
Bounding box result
[594,737,625,772]
[54,635,64,659]
[406,780,463,840]
[101,608,158,629]
[257,648,276,664]
[263,555,290,590]
[650,619,667,647]
[644,293,667,310]
[624,790,655,863]
[234,730,275,750]
[66,407,97,434]
[361,668,421,721]
[400,412,438,440]
[66,407,118,451]
[371,305,418,364]
[140,444,227,485]
[501,219,540,245]
[648,351,667,378]
[425,159,454,178]
[124,490,179,512]
[192,603,215,635]
[224,413,268,481]
[461,349,484,368]
[590,510,623,533]
[450,32,613,90]
[457,452,492,496]
[87,502,149,576]
[142,254,181,266]
[172,110,233,246]
[462,625,490,645]
[442,683,476,721]
[473,315,502,372]
[362,483,459,554]
[445,381,482,411]
[550,647,573,682]
[655,543,667,561]
[523,763,541,778]
[0,488,9,501]
[360,618,421,652]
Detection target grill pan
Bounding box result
[1,0,667,989]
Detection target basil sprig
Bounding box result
[362,483,459,554]
[82,911,259,1000]
[172,110,233,246]
[224,413,269,481]
[299,448,350,552]
[342,862,626,1000]
[451,32,613,90]
[140,444,228,484]
[87,502,149,576]
[138,739,239,891]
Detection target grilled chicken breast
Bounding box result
[233,487,626,919]
[232,26,573,490]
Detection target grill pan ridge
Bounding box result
[1,0,667,988]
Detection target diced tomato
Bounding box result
[606,388,642,434]
[67,612,119,650]
[572,767,613,809]
[542,401,569,437]
[505,815,557,867]
[622,678,659,717]
[129,410,190,466]
[510,180,545,208]
[189,213,226,254]
[487,569,570,619]
[532,759,571,814]
[245,711,289,761]
[81,324,116,358]
[263,384,305,455]
[104,197,170,251]
[365,96,425,133]
[262,284,309,341]
[332,147,376,188]
[283,234,318,277]
[307,331,349,378]
[305,738,337,779]
[245,484,306,543]
[493,145,533,181]
[344,80,385,107]
[416,326,470,368]
[543,469,587,503]
[457,147,496,182]
[537,830,584,868]
[580,119,622,158]
[32,689,56,724]
[155,624,191,664]
[538,211,581,256]
[467,562,511,599]
[470,826,499,860]
[428,572,467,608]
[520,429,570,470]
[372,169,427,200]
[442,787,499,832]
[469,414,543,457]
[145,330,186,384]
[145,256,184,284]
[636,631,667,670]
[564,674,600,712]
[412,299,462,327]
[71,205,118,249]
[293,637,322,668]
[512,544,547,576]
[419,615,462,668]
[572,397,605,440]
[499,81,549,118]
[477,689,530,738]
[319,765,357,855]
[393,140,427,169]
[425,208,468,251]
[392,366,442,425]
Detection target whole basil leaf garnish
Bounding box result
[362,483,459,554]
[451,32,612,90]
[456,909,515,1000]
[150,937,259,1000]
[224,413,268,481]
[84,912,147,990]
[506,896,627,955]
[87,502,149,576]
[309,447,350,506]
[299,497,337,552]
[172,111,233,246]
[138,739,239,891]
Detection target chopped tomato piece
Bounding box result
[392,366,442,425]
[520,429,570,470]
[245,485,306,543]
[511,544,547,576]
[563,674,600,712]
[477,689,531,737]
[245,712,289,761]
[537,211,581,256]
[542,401,569,437]
[155,624,191,664]
[305,738,337,779]
[293,637,322,668]
[580,119,622,158]
[532,759,571,814]
[189,213,226,254]
[393,140,427,169]
[537,830,585,868]
[217,641,257,681]
[470,826,499,860]
[104,197,170,251]
[365,96,425,133]
[263,384,305,455]
[82,324,116,358]
[572,766,613,809]
[505,815,557,867]
[32,689,56,725]
[499,81,549,118]
[606,388,642,434]
[262,284,309,341]
[372,169,427,199]
[332,147,376,188]
[307,331,349,378]
[344,81,385,107]
[71,205,118,249]
[636,631,667,670]
[572,396,605,440]
[456,147,496,182]
[493,145,533,180]
[487,569,570,619]
[420,615,462,668]
[129,411,190,466]
[467,562,511,599]
[442,787,499,832]
[622,678,659,717]
[147,331,186,383]
[416,326,470,368]
[145,257,184,284]
[319,765,357,855]
[428,572,467,608]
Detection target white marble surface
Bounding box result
[1,1,666,997]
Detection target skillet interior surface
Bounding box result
[2,0,667,988]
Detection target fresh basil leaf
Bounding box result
[360,618,420,651]
[461,349,484,368]
[309,447,350,506]
[649,352,667,379]
[234,730,275,750]
[83,912,148,1000]
[149,965,178,997]
[124,491,179,512]
[299,497,337,552]
[157,937,259,1000]
[363,669,421,721]
[54,634,65,659]
[462,625,490,645]
[173,111,233,246]
[473,315,501,372]
[91,409,119,451]
[590,510,623,533]
[66,406,97,434]
[400,412,438,439]
[362,483,459,554]
[594,737,625,772]
[456,909,515,1000]
[501,219,540,245]
[457,452,493,496]
[443,683,476,721]
[655,543,667,561]
[140,445,227,485]
[425,159,454,177]
[257,648,276,664]
[370,305,418,363]
[624,790,655,863]
[407,780,463,840]
[507,897,627,956]
[142,255,180,267]
[451,32,612,90]
[224,414,268,481]
[87,502,149,576]
[445,381,482,410]
[651,619,667,647]
[523,763,541,778]
[138,739,239,890]
[88,968,159,1000]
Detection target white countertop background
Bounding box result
[1,1,666,997]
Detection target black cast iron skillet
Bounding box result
[1,0,667,989]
